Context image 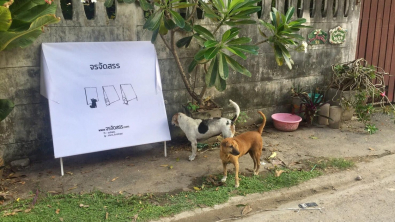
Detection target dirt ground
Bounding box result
[1,113,394,207]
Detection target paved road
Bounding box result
[166,154,395,222]
[240,155,395,222]
[242,167,395,222]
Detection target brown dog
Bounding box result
[219,111,266,188]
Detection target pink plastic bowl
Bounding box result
[271,113,302,132]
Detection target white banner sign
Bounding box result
[40,41,170,158]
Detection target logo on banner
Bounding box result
[90,62,120,70]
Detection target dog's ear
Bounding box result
[171,113,179,126]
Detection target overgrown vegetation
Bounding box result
[1,158,354,221]
[330,58,395,134]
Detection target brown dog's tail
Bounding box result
[257,111,266,135]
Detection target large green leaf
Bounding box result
[206,57,218,87]
[259,20,275,33]
[0,99,14,122]
[193,25,214,41]
[159,20,168,35]
[143,12,163,31]
[198,0,220,20]
[285,6,295,23]
[221,28,239,42]
[282,50,292,69]
[176,36,193,48]
[0,14,60,51]
[13,3,56,23]
[9,0,44,15]
[164,18,176,30]
[226,37,251,45]
[139,0,154,10]
[218,53,229,80]
[193,33,207,46]
[227,20,256,25]
[151,27,159,43]
[276,43,290,58]
[172,3,195,8]
[194,48,208,61]
[0,6,11,31]
[228,45,258,55]
[188,59,198,73]
[214,70,227,91]
[223,54,251,77]
[228,0,244,11]
[204,40,218,48]
[225,46,246,59]
[169,10,185,28]
[204,47,220,60]
[104,0,114,7]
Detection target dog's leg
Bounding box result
[254,151,261,175]
[234,161,240,188]
[221,162,228,182]
[249,152,258,175]
[189,140,197,161]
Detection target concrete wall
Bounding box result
[0,0,361,162]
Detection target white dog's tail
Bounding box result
[229,100,240,124]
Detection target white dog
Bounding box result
[171,100,240,161]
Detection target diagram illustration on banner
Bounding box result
[85,87,99,108]
[120,84,138,105]
[103,85,120,106]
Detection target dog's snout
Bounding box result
[231,148,240,156]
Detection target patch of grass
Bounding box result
[0,168,324,221]
[306,158,355,170]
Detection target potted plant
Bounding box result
[291,89,330,125]
[328,58,395,134]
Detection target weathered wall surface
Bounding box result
[0,0,361,162]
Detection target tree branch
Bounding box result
[160,34,172,51]
[255,39,269,45]
[170,30,200,101]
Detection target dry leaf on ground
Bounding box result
[24,209,31,213]
[241,205,252,215]
[55,209,60,214]
[271,159,285,166]
[68,186,77,191]
[275,170,285,177]
[268,152,277,159]
[106,212,109,219]
[79,204,89,208]
[193,187,201,191]
[111,177,119,182]
[369,147,375,151]
[133,214,138,222]
[59,218,64,222]
[66,172,73,175]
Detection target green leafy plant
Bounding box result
[292,89,330,125]
[186,102,199,112]
[0,0,60,51]
[365,123,378,135]
[236,111,249,125]
[0,99,14,122]
[259,8,310,69]
[105,0,310,105]
[330,59,395,133]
